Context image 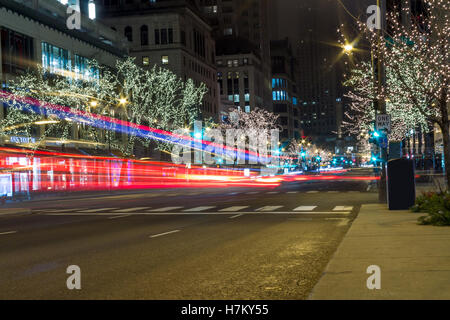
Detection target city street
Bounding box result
[0,169,377,299]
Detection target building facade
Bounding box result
[98,0,219,121]
[196,0,272,115]
[270,38,300,142]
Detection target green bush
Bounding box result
[411,191,450,226]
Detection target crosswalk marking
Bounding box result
[112,207,151,213]
[267,191,279,194]
[77,208,119,213]
[287,191,299,194]
[148,207,183,212]
[306,191,319,194]
[255,206,283,212]
[333,206,354,211]
[229,213,243,219]
[219,206,250,212]
[293,206,317,211]
[183,206,216,212]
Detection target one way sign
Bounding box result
[376,114,391,132]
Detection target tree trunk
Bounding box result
[439,97,450,189]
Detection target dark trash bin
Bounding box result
[387,159,416,210]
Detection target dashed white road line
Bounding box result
[0,231,17,235]
[183,206,216,212]
[306,191,319,194]
[255,206,284,212]
[287,191,299,194]
[150,230,180,238]
[148,207,183,212]
[77,208,119,213]
[266,191,279,194]
[108,214,131,220]
[219,206,250,212]
[229,213,244,219]
[293,206,318,211]
[112,207,151,213]
[43,208,85,213]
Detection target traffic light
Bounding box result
[369,130,385,145]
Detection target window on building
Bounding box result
[124,26,132,42]
[180,30,186,46]
[140,25,148,46]
[161,55,169,65]
[154,29,160,44]
[224,28,233,35]
[142,56,149,66]
[161,29,167,44]
[168,28,173,44]
[1,28,34,75]
[74,54,99,81]
[41,42,70,76]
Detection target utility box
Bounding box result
[387,159,416,210]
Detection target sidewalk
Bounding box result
[309,203,450,299]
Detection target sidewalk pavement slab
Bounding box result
[309,203,450,300]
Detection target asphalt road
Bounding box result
[0,168,378,299]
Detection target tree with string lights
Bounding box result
[341,0,449,186]
[0,58,206,157]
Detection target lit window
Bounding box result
[245,105,250,113]
[224,28,233,36]
[142,56,149,66]
[162,55,169,65]
[233,59,239,67]
[88,0,96,20]
[41,42,71,76]
[245,94,250,102]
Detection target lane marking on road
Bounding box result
[255,206,284,212]
[333,206,354,211]
[183,206,216,212]
[287,191,299,194]
[293,206,318,211]
[77,208,119,213]
[150,230,180,238]
[266,191,279,194]
[219,206,250,212]
[111,207,151,213]
[229,213,243,219]
[148,207,183,212]
[306,191,319,194]
[0,230,17,235]
[108,214,131,220]
[42,208,86,213]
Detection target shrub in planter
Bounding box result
[411,191,450,226]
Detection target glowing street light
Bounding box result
[344,44,354,52]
